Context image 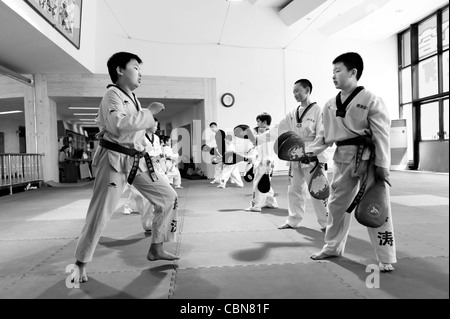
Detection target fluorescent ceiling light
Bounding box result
[68,107,99,110]
[79,119,96,121]
[0,110,23,115]
[73,113,97,116]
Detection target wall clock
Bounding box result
[221,93,235,107]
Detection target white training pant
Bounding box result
[165,160,182,187]
[74,148,178,263]
[319,159,397,264]
[249,160,278,209]
[122,184,154,231]
[219,164,244,187]
[286,162,328,228]
[213,163,223,181]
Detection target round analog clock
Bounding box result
[221,93,235,107]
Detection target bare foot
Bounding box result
[379,262,395,272]
[147,243,179,261]
[278,223,294,230]
[73,260,88,283]
[310,251,335,260]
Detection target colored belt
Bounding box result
[336,136,375,214]
[99,139,157,185]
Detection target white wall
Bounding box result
[281,35,400,172]
[2,0,98,72]
[91,3,399,175]
[284,35,399,121]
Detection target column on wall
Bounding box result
[24,75,59,182]
[202,78,217,179]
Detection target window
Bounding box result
[401,67,412,103]
[398,5,449,145]
[401,31,411,66]
[420,101,440,140]
[443,8,449,50]
[443,50,449,92]
[418,56,438,98]
[444,99,449,139]
[418,16,438,59]
[398,5,449,169]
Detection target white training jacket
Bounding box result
[322,88,391,169]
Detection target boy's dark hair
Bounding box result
[256,112,272,125]
[163,136,171,143]
[107,52,142,83]
[333,52,364,80]
[294,79,313,94]
[209,122,217,127]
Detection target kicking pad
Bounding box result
[233,124,256,142]
[244,164,255,182]
[276,134,306,162]
[257,173,271,193]
[222,152,248,165]
[215,129,226,155]
[308,165,330,200]
[355,180,389,228]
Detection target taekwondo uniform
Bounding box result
[74,85,178,263]
[218,142,244,188]
[123,132,169,232]
[318,87,396,264]
[257,103,329,228]
[162,143,182,188]
[246,128,278,211]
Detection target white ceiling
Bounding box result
[0,0,448,132]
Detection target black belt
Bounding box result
[336,136,375,214]
[336,136,372,173]
[99,139,157,184]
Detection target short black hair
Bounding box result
[209,122,217,127]
[294,79,313,94]
[333,52,364,80]
[256,112,272,125]
[107,52,142,83]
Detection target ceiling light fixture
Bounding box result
[68,107,99,110]
[78,119,96,121]
[0,110,23,115]
[73,113,98,116]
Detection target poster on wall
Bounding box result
[24,0,82,49]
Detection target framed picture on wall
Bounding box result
[24,0,83,49]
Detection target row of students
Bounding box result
[211,52,396,273]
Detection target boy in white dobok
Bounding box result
[310,52,396,272]
[217,134,244,189]
[254,79,329,230]
[73,52,179,283]
[244,112,278,212]
[162,136,183,189]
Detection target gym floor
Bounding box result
[0,170,448,299]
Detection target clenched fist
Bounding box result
[147,102,165,115]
